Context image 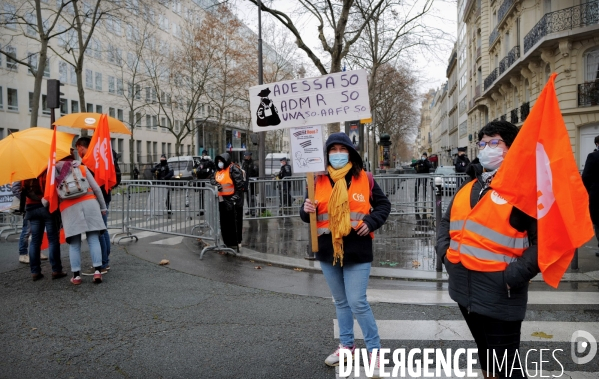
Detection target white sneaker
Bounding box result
[40,253,48,260]
[366,351,381,379]
[324,344,355,367]
[19,255,29,264]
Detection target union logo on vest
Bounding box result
[352,193,366,202]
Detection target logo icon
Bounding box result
[491,191,508,205]
[84,117,97,125]
[352,193,366,202]
[571,330,597,364]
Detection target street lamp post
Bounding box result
[257,0,265,178]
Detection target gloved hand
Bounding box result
[231,194,240,202]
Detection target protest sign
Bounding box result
[249,69,371,132]
[289,126,325,174]
[0,183,14,212]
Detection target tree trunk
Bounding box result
[29,43,47,128]
[76,62,87,136]
[129,137,135,176]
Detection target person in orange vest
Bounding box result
[436,121,539,379]
[51,159,108,285]
[210,152,245,252]
[300,133,391,376]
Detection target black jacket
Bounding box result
[151,162,174,180]
[411,159,432,173]
[582,150,599,224]
[453,155,470,173]
[196,158,216,180]
[210,153,245,206]
[276,163,292,179]
[436,163,539,321]
[242,159,259,179]
[300,171,391,265]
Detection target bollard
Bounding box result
[571,248,579,270]
[434,177,443,272]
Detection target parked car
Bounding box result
[168,156,202,180]
[434,166,458,196]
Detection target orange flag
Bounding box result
[492,73,594,288]
[43,127,59,213]
[41,228,66,250]
[82,114,116,191]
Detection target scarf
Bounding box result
[326,163,353,266]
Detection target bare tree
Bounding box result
[0,0,73,127]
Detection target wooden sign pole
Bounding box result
[306,172,319,252]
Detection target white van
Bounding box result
[167,156,201,180]
[264,153,289,176]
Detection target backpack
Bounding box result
[56,166,90,200]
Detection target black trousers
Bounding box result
[414,177,428,209]
[459,305,526,378]
[218,200,243,247]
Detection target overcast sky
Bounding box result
[232,0,458,100]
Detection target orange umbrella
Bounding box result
[0,127,75,186]
[53,112,132,135]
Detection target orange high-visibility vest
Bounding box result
[59,166,97,212]
[315,170,374,238]
[215,167,235,196]
[446,180,529,271]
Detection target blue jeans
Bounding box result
[68,231,102,272]
[25,207,62,275]
[18,220,30,256]
[99,200,110,268]
[320,262,381,352]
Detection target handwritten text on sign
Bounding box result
[250,69,371,132]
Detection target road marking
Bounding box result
[334,320,599,342]
[367,290,599,305]
[149,236,184,245]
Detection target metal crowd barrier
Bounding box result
[114,182,235,258]
[243,177,306,219]
[0,211,22,240]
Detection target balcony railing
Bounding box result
[524,0,599,53]
[498,45,520,76]
[510,108,519,124]
[520,101,530,121]
[475,84,481,98]
[578,80,599,106]
[484,67,499,90]
[489,26,500,47]
[497,0,516,26]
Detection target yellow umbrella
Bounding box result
[53,112,132,135]
[0,128,75,186]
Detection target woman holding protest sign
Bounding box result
[300,132,390,376]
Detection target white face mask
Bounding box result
[477,146,505,171]
[218,162,224,169]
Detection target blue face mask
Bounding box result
[329,153,349,169]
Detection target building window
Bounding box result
[60,98,68,115]
[585,47,599,81]
[145,87,150,102]
[544,63,551,82]
[59,61,67,82]
[108,76,115,94]
[43,57,50,77]
[161,142,166,155]
[95,72,102,91]
[0,86,3,110]
[6,46,17,70]
[85,69,93,89]
[7,88,18,111]
[29,92,34,113]
[136,112,142,127]
[146,141,152,162]
[117,109,123,121]
[109,107,115,118]
[27,52,38,74]
[152,115,157,130]
[117,79,124,95]
[96,105,102,114]
[71,100,79,113]
[167,143,171,156]
[42,94,51,115]
[146,114,151,129]
[135,84,141,100]
[86,103,93,112]
[136,140,142,163]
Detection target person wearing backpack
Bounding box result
[52,159,107,285]
[210,152,245,252]
[21,172,65,281]
[75,137,120,274]
[300,133,391,377]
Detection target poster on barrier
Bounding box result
[289,125,325,174]
[0,183,15,212]
[249,69,371,132]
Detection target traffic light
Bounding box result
[47,79,64,109]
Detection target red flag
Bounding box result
[82,114,116,191]
[43,127,59,213]
[493,73,594,288]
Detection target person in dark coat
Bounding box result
[436,121,538,379]
[300,132,390,373]
[582,135,599,256]
[453,147,471,188]
[276,157,292,210]
[241,152,259,216]
[210,152,245,251]
[151,154,174,217]
[410,152,432,213]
